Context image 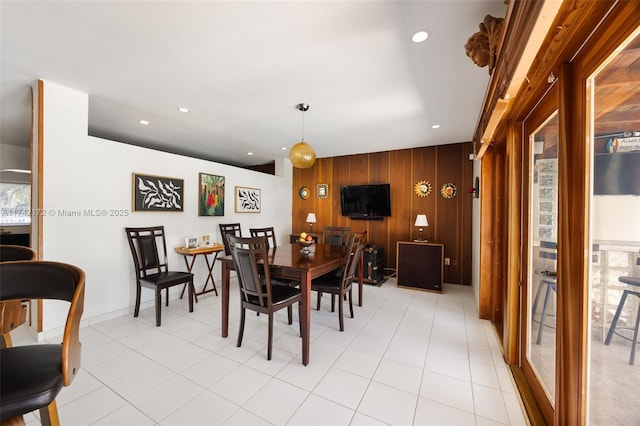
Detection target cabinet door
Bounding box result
[397,242,443,292]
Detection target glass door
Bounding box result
[587,27,640,425]
[527,112,559,406]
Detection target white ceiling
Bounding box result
[1,0,506,168]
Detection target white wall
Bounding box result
[38,80,293,336]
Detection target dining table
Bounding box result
[219,242,363,365]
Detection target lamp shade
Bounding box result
[306,213,317,223]
[414,214,429,227]
[289,141,316,168]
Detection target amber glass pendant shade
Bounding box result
[289,140,316,168]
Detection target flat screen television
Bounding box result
[340,184,391,220]
[594,152,640,195]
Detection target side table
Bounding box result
[175,243,224,301]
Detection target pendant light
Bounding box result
[289,103,316,169]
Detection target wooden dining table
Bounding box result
[219,242,363,365]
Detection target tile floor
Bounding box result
[15,278,529,425]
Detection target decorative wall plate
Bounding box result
[440,183,457,199]
[298,186,311,199]
[414,180,432,197]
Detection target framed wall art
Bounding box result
[234,186,261,213]
[316,183,329,199]
[132,173,184,212]
[199,173,225,216]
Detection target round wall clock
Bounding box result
[440,183,457,199]
[298,186,311,199]
[414,180,432,197]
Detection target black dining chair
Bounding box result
[227,235,302,360]
[249,227,300,289]
[322,226,351,246]
[125,226,195,326]
[312,232,366,331]
[0,260,85,426]
[249,227,278,248]
[219,223,242,256]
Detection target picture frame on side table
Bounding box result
[234,186,261,213]
[199,173,225,216]
[132,173,184,212]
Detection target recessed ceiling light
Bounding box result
[247,152,254,156]
[432,124,441,129]
[281,147,287,151]
[412,30,429,43]
[177,107,189,113]
[139,120,149,125]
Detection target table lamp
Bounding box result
[414,214,429,241]
[306,213,317,234]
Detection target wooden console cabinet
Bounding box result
[396,241,444,292]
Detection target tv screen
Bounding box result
[340,184,391,219]
[594,152,640,195]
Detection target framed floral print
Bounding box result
[199,173,225,216]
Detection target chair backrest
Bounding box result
[125,226,169,278]
[249,227,277,249]
[0,245,37,262]
[536,240,557,278]
[219,223,242,255]
[322,226,351,246]
[339,234,367,290]
[0,260,85,386]
[227,235,272,308]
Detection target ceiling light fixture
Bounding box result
[431,124,441,129]
[412,30,429,43]
[177,107,189,113]
[139,120,149,125]
[289,103,316,169]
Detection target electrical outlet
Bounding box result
[444,257,451,265]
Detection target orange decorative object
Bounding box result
[289,141,316,168]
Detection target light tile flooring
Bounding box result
[14,279,529,425]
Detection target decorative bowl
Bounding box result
[297,239,314,255]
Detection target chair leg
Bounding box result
[155,289,162,326]
[331,294,336,312]
[287,305,293,324]
[338,293,344,331]
[237,307,246,347]
[165,288,169,307]
[536,284,554,345]
[298,302,302,337]
[348,289,354,318]
[134,283,142,317]
[317,292,322,310]
[605,290,630,345]
[188,280,194,313]
[39,399,60,426]
[629,304,640,365]
[268,312,274,360]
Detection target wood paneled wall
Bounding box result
[292,143,474,285]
